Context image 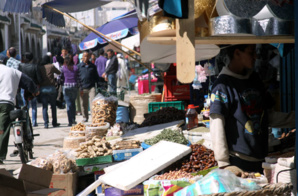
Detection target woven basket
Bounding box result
[200,183,293,196]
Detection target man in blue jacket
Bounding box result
[78,51,100,122]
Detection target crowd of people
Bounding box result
[0,46,130,163]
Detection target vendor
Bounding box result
[209,44,295,175]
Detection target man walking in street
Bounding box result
[0,64,39,164]
[95,48,107,80]
[78,51,101,122]
[95,48,107,91]
[19,52,43,127]
[102,49,118,95]
[6,47,21,70]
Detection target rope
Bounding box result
[200,183,293,196]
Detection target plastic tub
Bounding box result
[69,130,86,137]
[63,137,86,149]
[85,122,110,141]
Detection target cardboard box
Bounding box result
[105,184,144,196]
[0,164,61,196]
[49,172,78,196]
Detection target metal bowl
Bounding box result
[209,15,253,36]
[221,0,294,20]
[252,18,294,36]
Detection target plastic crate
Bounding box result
[112,147,143,161]
[148,101,185,113]
[163,75,190,101]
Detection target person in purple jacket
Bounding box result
[94,48,107,81]
[59,55,79,126]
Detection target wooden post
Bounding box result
[176,0,195,84]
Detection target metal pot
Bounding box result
[209,15,253,36]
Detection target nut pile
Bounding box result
[114,140,141,150]
[154,170,194,180]
[92,98,117,126]
[181,144,217,173]
[140,107,185,127]
[76,136,113,159]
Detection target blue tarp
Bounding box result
[42,0,111,27]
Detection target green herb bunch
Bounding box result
[144,128,188,146]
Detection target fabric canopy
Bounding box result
[0,0,32,13]
[42,0,111,27]
[79,16,139,51]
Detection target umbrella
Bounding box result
[42,0,111,27]
[79,16,139,51]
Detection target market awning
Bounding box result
[79,15,139,51]
[0,0,32,13]
[42,0,111,27]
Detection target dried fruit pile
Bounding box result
[140,107,185,127]
[181,144,217,173]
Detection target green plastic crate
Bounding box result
[76,155,113,166]
[148,101,185,113]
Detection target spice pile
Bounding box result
[154,170,194,180]
[140,107,185,127]
[181,144,217,173]
[144,128,188,146]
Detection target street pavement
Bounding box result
[0,103,84,173]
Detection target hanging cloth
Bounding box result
[158,0,188,18]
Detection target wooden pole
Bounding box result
[175,0,195,84]
[43,5,153,72]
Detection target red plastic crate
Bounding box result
[163,75,190,101]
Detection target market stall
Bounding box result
[1,0,297,196]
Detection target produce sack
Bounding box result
[144,177,193,196]
[174,169,261,196]
[92,93,118,126]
